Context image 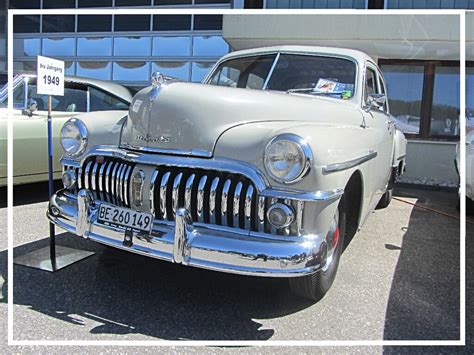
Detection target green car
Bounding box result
[0,73,133,186]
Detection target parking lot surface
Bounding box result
[0,183,463,353]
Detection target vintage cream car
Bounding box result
[0,73,133,186]
[48,46,407,300]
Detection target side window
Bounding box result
[89,87,129,111]
[13,82,26,109]
[28,84,87,112]
[378,74,389,113]
[365,68,378,104]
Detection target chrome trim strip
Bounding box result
[61,158,80,168]
[149,169,159,215]
[197,175,207,223]
[120,143,212,158]
[78,166,83,189]
[172,173,183,215]
[115,164,124,204]
[257,196,265,233]
[221,179,231,226]
[209,177,219,225]
[260,188,344,202]
[296,200,304,236]
[160,172,171,220]
[110,162,120,204]
[322,151,377,174]
[233,181,243,228]
[123,165,132,206]
[77,146,269,193]
[184,174,195,212]
[84,161,92,190]
[116,164,124,203]
[120,164,129,203]
[98,162,106,192]
[105,161,113,195]
[91,162,98,191]
[244,185,254,231]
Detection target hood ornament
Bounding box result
[150,71,165,100]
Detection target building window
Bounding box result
[114,37,151,57]
[430,65,460,136]
[153,15,192,31]
[192,36,228,56]
[77,61,112,80]
[193,15,223,30]
[115,15,151,32]
[77,15,112,32]
[113,61,150,82]
[153,0,192,5]
[42,0,76,8]
[380,60,460,140]
[115,0,151,5]
[42,15,75,33]
[264,0,366,8]
[78,0,113,7]
[192,61,215,82]
[13,15,40,33]
[9,0,41,8]
[14,38,41,57]
[42,37,76,56]
[381,64,424,135]
[77,37,113,56]
[152,36,191,56]
[385,0,474,8]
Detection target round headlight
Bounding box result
[264,134,312,184]
[60,118,88,156]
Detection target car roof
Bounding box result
[19,72,133,103]
[218,45,375,65]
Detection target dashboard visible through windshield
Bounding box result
[208,53,357,100]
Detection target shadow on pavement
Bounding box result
[383,187,460,346]
[2,232,316,340]
[0,180,63,208]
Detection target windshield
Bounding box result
[208,53,357,99]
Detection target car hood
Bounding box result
[120,82,359,157]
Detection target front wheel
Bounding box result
[376,188,393,209]
[289,198,346,301]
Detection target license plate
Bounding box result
[97,204,153,233]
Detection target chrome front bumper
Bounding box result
[47,189,329,277]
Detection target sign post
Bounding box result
[14,56,94,272]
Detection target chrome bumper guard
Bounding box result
[48,189,328,277]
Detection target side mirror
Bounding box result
[22,98,38,117]
[365,93,386,112]
[28,98,38,113]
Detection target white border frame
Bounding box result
[7,8,466,347]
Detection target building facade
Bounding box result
[9,0,232,89]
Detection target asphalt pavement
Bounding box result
[0,182,464,353]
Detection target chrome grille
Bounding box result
[73,156,302,235]
[151,166,259,232]
[78,157,135,207]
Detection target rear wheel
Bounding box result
[377,168,396,209]
[289,198,346,301]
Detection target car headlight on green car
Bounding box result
[264,134,313,184]
[60,118,88,157]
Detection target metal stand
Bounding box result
[14,95,94,272]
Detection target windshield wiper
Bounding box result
[286,88,348,95]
